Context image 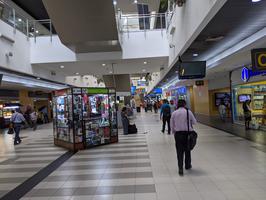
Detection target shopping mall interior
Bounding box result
[0,0,266,199]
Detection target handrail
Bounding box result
[0,0,53,42]
[118,12,167,35]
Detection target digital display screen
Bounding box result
[238,94,251,103]
[178,61,206,79]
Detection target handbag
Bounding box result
[186,109,198,150]
[7,124,14,135]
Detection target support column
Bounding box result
[19,90,33,108]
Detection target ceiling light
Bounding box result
[75,72,79,75]
[102,63,106,66]
[142,69,146,72]
[143,61,147,65]
[60,65,64,69]
[252,0,261,2]
[193,53,199,57]
[36,77,41,80]
[35,30,39,34]
[113,0,117,5]
[109,71,113,74]
[18,18,22,22]
[134,0,138,4]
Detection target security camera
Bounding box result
[176,0,186,7]
[169,43,175,48]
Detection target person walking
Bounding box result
[10,109,27,145]
[171,99,197,176]
[243,100,252,130]
[160,99,171,134]
[153,101,158,113]
[218,101,226,122]
[169,100,176,114]
[30,109,38,131]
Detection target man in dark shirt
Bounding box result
[160,99,171,134]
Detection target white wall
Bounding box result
[122,30,169,59]
[30,30,169,64]
[30,36,76,63]
[0,20,31,73]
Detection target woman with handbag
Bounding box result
[170,99,197,176]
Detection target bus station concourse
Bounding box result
[0,0,265,200]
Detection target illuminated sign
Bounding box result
[251,49,266,71]
[241,67,266,82]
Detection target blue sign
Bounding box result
[131,86,136,94]
[177,87,187,95]
[153,88,162,94]
[241,67,266,82]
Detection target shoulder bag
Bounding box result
[186,109,198,150]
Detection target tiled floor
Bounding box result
[0,124,67,198]
[1,112,266,200]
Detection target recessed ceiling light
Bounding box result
[193,53,199,57]
[113,0,117,5]
[36,77,41,80]
[60,65,64,69]
[143,61,147,65]
[252,0,261,2]
[102,63,106,66]
[35,30,39,33]
[75,72,79,75]
[18,18,22,22]
[134,0,138,4]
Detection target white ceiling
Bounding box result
[32,57,168,77]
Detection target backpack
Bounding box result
[163,105,171,117]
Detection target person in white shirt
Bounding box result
[170,99,197,176]
[10,109,27,145]
[218,101,226,122]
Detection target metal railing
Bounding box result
[0,0,52,42]
[118,13,167,34]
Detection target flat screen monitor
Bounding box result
[178,61,206,79]
[238,94,251,103]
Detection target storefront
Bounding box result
[53,87,118,151]
[231,67,266,130]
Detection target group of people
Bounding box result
[10,106,45,145]
[160,99,197,176]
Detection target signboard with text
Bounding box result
[251,48,266,71]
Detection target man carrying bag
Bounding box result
[170,100,197,176]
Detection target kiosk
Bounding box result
[52,88,118,151]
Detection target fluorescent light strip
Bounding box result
[2,75,67,90]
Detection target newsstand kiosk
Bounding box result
[52,87,118,151]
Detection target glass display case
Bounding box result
[53,88,118,151]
